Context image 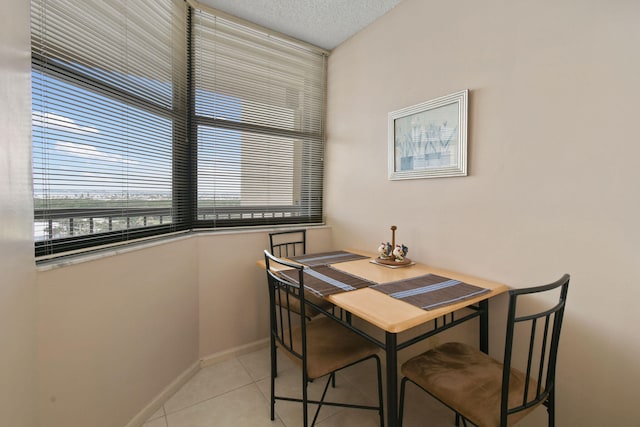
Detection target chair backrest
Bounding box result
[500,274,570,425]
[269,229,306,258]
[264,250,311,366]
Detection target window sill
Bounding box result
[36,224,329,271]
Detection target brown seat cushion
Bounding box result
[280,316,379,379]
[401,342,541,427]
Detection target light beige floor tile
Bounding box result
[237,345,298,382]
[255,364,377,427]
[164,357,253,414]
[155,346,466,427]
[166,383,284,427]
[316,408,383,427]
[399,380,456,427]
[335,357,384,406]
[237,346,272,381]
[146,406,165,421]
[143,416,168,427]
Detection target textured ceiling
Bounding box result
[197,0,402,51]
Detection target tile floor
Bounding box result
[142,345,459,427]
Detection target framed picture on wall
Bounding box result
[388,89,468,180]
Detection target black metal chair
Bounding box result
[399,274,570,427]
[269,229,307,258]
[268,229,331,318]
[267,229,338,381]
[264,250,385,427]
[267,229,349,389]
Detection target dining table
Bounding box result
[259,249,509,427]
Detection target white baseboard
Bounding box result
[124,360,199,427]
[199,337,269,367]
[124,337,269,426]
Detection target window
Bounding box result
[191,10,325,227]
[31,0,326,258]
[31,0,189,257]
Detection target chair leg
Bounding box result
[302,370,309,427]
[398,377,408,426]
[376,356,385,427]
[547,390,555,427]
[270,338,277,420]
[274,347,278,378]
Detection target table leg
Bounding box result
[386,331,398,427]
[479,299,489,353]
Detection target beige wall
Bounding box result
[35,227,331,427]
[37,239,199,427]
[198,232,270,357]
[326,0,639,425]
[0,0,38,425]
[197,227,333,357]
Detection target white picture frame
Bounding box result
[388,89,468,180]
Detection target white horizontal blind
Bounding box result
[192,9,326,226]
[31,0,189,256]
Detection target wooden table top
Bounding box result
[259,249,509,333]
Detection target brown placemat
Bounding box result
[371,274,490,310]
[279,265,376,297]
[289,251,370,267]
